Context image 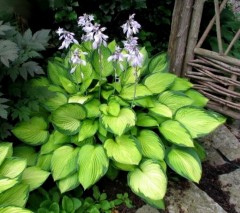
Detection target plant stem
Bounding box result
[98,48,103,100]
[131,67,138,108]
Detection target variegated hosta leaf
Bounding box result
[107,100,120,117]
[12,117,49,145]
[78,144,109,190]
[68,94,93,104]
[149,102,172,118]
[0,206,33,213]
[175,106,226,138]
[51,103,86,135]
[51,146,79,181]
[136,113,159,127]
[143,197,165,210]
[158,91,193,113]
[0,143,12,166]
[0,183,29,207]
[104,135,141,165]
[43,91,68,112]
[22,166,50,191]
[137,130,165,161]
[166,147,202,183]
[83,99,101,118]
[40,133,62,155]
[13,145,38,166]
[36,154,52,171]
[0,177,18,193]
[133,96,155,108]
[101,108,136,136]
[120,84,152,100]
[185,89,208,107]
[0,157,26,179]
[170,77,193,91]
[78,119,98,141]
[51,130,70,145]
[148,52,168,73]
[113,161,136,172]
[143,73,176,94]
[59,76,78,94]
[159,120,194,147]
[48,61,69,86]
[58,173,79,193]
[128,159,167,200]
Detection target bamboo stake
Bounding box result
[225,28,240,56]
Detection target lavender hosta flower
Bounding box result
[121,14,141,38]
[122,37,139,53]
[125,49,144,68]
[78,14,94,27]
[108,46,125,70]
[56,27,79,49]
[70,48,87,73]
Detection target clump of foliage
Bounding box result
[0,20,50,139]
[7,14,225,210]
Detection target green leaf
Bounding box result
[136,113,159,127]
[58,173,79,193]
[149,102,172,118]
[101,108,136,136]
[43,91,68,112]
[36,154,52,171]
[51,103,86,135]
[59,76,78,94]
[78,119,98,141]
[128,159,167,200]
[62,195,74,212]
[0,206,33,213]
[0,177,18,193]
[22,166,50,191]
[137,130,165,161]
[104,135,141,165]
[13,145,37,166]
[143,73,176,94]
[68,94,93,104]
[51,146,79,181]
[112,161,136,172]
[120,84,152,100]
[0,183,29,207]
[170,77,193,91]
[193,141,207,161]
[92,45,113,77]
[148,52,168,73]
[84,99,101,118]
[12,116,49,145]
[0,39,18,67]
[143,197,165,210]
[78,145,109,190]
[185,89,208,107]
[166,147,202,182]
[40,133,62,155]
[175,106,226,138]
[158,91,193,113]
[0,157,26,179]
[159,120,194,147]
[0,142,12,166]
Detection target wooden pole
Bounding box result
[214,0,223,54]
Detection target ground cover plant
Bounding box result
[0,13,226,211]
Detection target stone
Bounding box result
[219,169,240,213]
[136,205,160,213]
[164,181,227,213]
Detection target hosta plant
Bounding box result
[11,14,225,209]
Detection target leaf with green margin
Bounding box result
[143,73,176,94]
[40,133,62,155]
[149,102,172,118]
[51,146,79,181]
[48,61,69,86]
[113,161,136,172]
[193,141,207,161]
[107,100,120,116]
[78,119,98,141]
[12,117,49,146]
[158,91,193,113]
[101,108,136,136]
[133,96,155,107]
[0,183,29,207]
[170,77,193,91]
[59,76,78,94]
[78,144,109,190]
[0,157,26,179]
[84,99,101,118]
[22,166,50,191]
[175,106,226,138]
[185,89,208,107]
[104,135,141,165]
[120,67,136,85]
[68,94,93,104]
[142,197,165,210]
[58,173,79,193]
[137,130,165,161]
[136,113,159,127]
[166,146,202,182]
[108,40,117,52]
[128,159,167,200]
[0,143,12,166]
[36,154,52,171]
[43,91,68,112]
[0,206,33,213]
[120,84,152,100]
[148,52,168,73]
[13,145,37,166]
[51,103,86,135]
[159,120,194,147]
[92,45,113,77]
[51,130,70,145]
[0,177,18,193]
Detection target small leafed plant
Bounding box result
[10,14,225,209]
